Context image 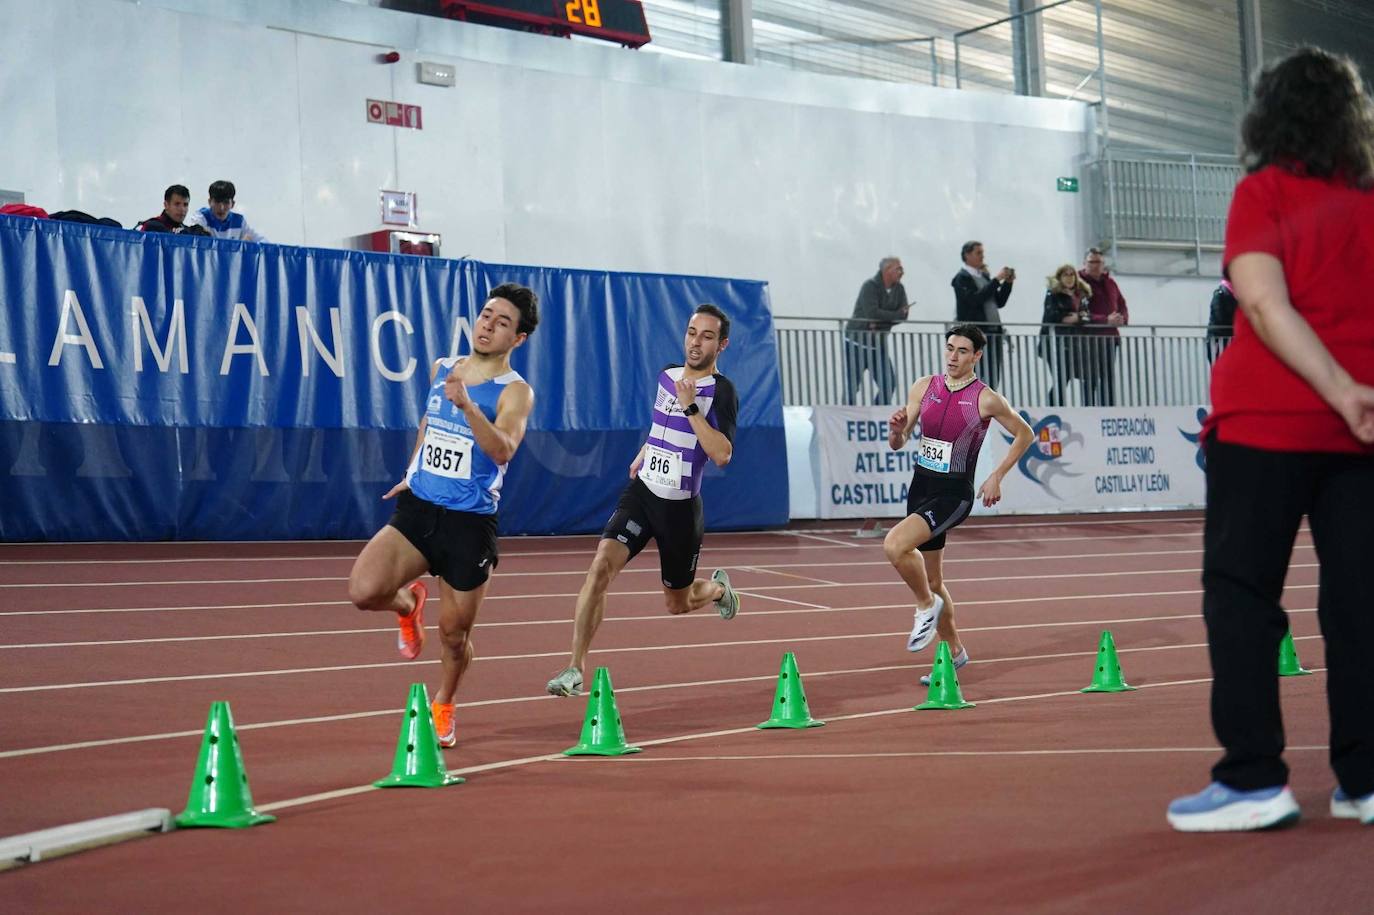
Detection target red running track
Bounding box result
[1,511,1368,912]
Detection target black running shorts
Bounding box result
[906,473,975,553]
[388,489,499,591]
[602,477,704,590]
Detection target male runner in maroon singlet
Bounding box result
[884,323,1033,682]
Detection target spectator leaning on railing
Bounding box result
[1078,247,1128,406]
[187,179,267,242]
[136,184,210,236]
[843,256,909,405]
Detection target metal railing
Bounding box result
[774,318,1231,409]
[1089,150,1242,256]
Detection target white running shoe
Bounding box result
[546,667,584,697]
[906,594,944,653]
[1331,787,1374,824]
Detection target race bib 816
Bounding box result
[640,444,683,489]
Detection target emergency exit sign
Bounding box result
[1057,177,1079,192]
[367,99,423,130]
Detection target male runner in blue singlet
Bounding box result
[347,283,538,748]
[885,324,1033,684]
[546,304,741,696]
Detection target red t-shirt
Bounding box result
[1210,165,1374,453]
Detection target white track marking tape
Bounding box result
[0,561,1318,590]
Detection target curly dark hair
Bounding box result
[487,282,539,336]
[1240,47,1374,187]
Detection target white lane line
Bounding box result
[0,526,1224,569]
[738,565,842,587]
[0,638,1324,760]
[0,541,1318,577]
[734,591,831,609]
[784,531,868,548]
[0,562,1318,591]
[0,581,1321,621]
[237,669,1301,817]
[620,745,1332,763]
[750,544,1313,570]
[0,517,1208,555]
[0,541,1225,571]
[0,608,1319,692]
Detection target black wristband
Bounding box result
[683,402,700,417]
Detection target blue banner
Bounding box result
[0,215,787,539]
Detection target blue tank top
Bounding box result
[406,358,525,515]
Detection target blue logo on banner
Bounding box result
[1004,411,1083,498]
[1178,407,1208,471]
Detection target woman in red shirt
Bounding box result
[1168,47,1374,832]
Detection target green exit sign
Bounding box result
[1057,177,1079,192]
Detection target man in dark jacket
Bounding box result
[951,240,1014,390]
[136,185,210,236]
[1206,278,1237,364]
[843,257,909,404]
[1077,247,1129,405]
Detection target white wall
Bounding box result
[0,0,1094,327]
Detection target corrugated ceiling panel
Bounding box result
[635,2,1374,154]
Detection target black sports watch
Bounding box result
[683,403,700,417]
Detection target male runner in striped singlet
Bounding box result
[347,284,538,748]
[546,304,741,697]
[885,323,1033,684]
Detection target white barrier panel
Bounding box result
[813,405,1209,519]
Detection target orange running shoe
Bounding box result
[431,701,456,749]
[396,580,427,660]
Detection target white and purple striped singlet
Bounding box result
[915,375,990,483]
[638,366,737,501]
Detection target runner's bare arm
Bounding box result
[629,442,648,479]
[461,380,535,465]
[382,359,444,499]
[976,387,1033,507]
[888,376,933,450]
[675,376,732,466]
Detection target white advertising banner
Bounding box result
[813,405,1209,519]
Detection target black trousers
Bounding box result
[1082,336,1118,406]
[981,330,1004,392]
[1204,437,1374,795]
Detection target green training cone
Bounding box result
[915,641,976,710]
[175,701,276,828]
[374,683,464,788]
[563,667,641,756]
[1081,630,1137,693]
[757,652,826,729]
[1278,630,1312,677]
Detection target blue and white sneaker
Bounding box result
[1167,783,1300,832]
[1330,787,1374,824]
[906,594,944,653]
[920,647,969,686]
